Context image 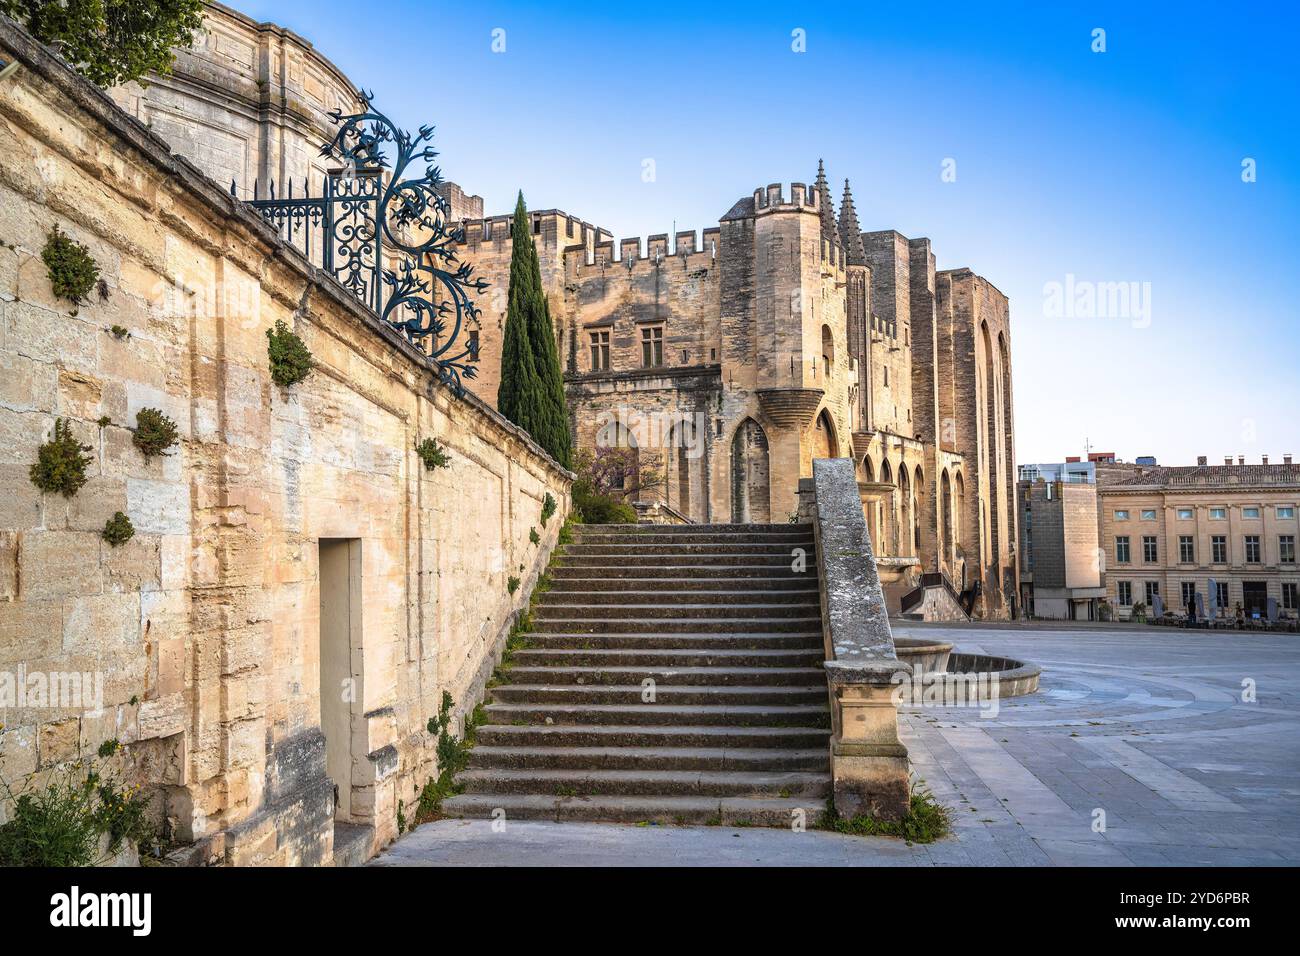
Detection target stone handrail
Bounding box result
[800,458,912,820]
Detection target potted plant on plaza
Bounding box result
[1130,600,1148,624]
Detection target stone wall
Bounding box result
[0,19,571,865]
[108,1,363,198]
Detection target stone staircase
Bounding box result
[442,523,832,826]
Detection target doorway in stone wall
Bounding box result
[319,538,361,820]
[730,418,770,523]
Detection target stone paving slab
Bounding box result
[370,625,1300,867]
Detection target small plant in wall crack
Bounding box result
[529,527,540,545]
[266,319,314,387]
[507,575,521,595]
[401,692,486,832]
[132,408,178,459]
[29,418,93,497]
[101,512,135,547]
[540,491,557,526]
[415,437,451,471]
[41,225,99,306]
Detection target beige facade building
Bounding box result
[1097,456,1300,622]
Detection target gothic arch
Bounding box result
[730,418,770,524]
[813,408,838,460]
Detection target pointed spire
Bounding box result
[838,179,866,266]
[814,159,837,241]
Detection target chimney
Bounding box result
[1286,454,1293,466]
[1225,456,1233,466]
[1197,455,1207,466]
[1262,455,1269,465]
[1238,455,1246,466]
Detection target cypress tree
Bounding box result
[497,192,572,468]
[524,229,572,469]
[497,194,542,436]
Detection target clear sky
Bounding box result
[239,0,1299,467]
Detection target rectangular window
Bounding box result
[1177,508,1194,520]
[1281,535,1296,564]
[1179,535,1194,563]
[1115,510,1130,521]
[1216,581,1229,609]
[1245,535,1261,563]
[1284,583,1298,611]
[1279,506,1295,520]
[1181,582,1196,607]
[589,330,610,371]
[1212,535,1227,563]
[1141,509,1157,520]
[1243,507,1261,519]
[640,326,663,368]
[1210,507,1227,520]
[1115,536,1131,564]
[1143,535,1158,563]
[1145,581,1160,606]
[1117,581,1132,606]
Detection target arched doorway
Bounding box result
[880,459,896,555]
[730,418,770,523]
[898,464,912,558]
[812,409,838,460]
[595,418,639,500]
[665,420,693,517]
[940,468,953,567]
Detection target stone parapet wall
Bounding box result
[0,18,570,866]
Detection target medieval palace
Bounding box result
[454,170,1019,618]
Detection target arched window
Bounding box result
[821,324,834,369]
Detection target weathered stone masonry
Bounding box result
[0,18,570,865]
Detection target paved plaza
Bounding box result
[373,623,1300,866]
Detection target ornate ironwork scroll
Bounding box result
[238,91,487,395]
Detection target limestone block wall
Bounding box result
[0,21,570,866]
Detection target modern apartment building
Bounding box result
[1017,463,1106,619]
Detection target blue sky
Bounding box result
[240,0,1299,466]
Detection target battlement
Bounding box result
[570,226,722,270]
[459,208,614,250]
[753,181,819,212]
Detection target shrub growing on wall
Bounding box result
[0,0,205,88]
[40,226,99,304]
[267,319,314,387]
[29,418,93,497]
[415,438,451,471]
[101,511,135,547]
[132,408,178,459]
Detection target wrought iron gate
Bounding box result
[235,92,486,395]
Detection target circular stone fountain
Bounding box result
[892,636,1041,704]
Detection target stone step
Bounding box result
[549,564,817,580]
[545,576,821,592]
[441,792,826,826]
[530,617,823,635]
[560,554,811,569]
[573,523,812,536]
[535,602,818,620]
[511,647,825,667]
[566,542,809,556]
[473,722,833,750]
[502,665,826,687]
[574,532,814,547]
[538,589,820,606]
[455,768,830,798]
[521,633,822,651]
[467,745,829,772]
[483,701,830,728]
[489,683,827,706]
